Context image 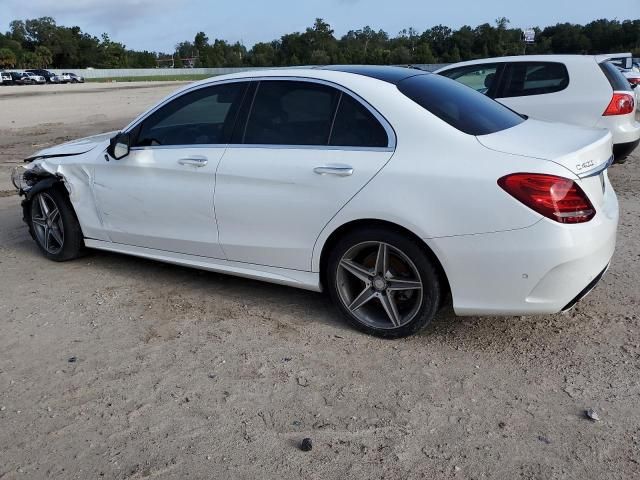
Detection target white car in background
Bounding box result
[62,72,85,83]
[436,54,640,163]
[616,66,640,89]
[24,72,46,85]
[12,67,618,337]
[605,53,640,95]
[58,73,72,83]
[0,71,11,84]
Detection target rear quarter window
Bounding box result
[329,93,389,147]
[397,74,525,136]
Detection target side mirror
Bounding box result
[108,132,131,160]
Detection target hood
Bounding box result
[477,119,613,177]
[26,131,117,161]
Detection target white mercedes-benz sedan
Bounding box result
[12,66,619,338]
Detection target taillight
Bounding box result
[603,92,635,115]
[628,77,640,86]
[498,173,595,224]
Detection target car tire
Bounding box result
[326,228,441,338]
[27,186,84,262]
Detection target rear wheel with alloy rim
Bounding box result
[327,228,441,338]
[28,187,84,261]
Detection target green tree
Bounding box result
[4,15,640,70]
[34,45,52,67]
[20,51,38,68]
[0,47,17,68]
[389,46,412,64]
[97,33,127,68]
[414,42,436,63]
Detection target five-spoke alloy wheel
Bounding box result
[31,192,65,255]
[327,228,441,338]
[27,187,84,261]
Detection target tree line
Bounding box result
[1,16,639,70]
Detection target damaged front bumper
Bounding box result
[11,162,59,196]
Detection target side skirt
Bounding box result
[84,239,323,292]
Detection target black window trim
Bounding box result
[126,76,396,152]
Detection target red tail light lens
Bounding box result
[498,173,595,224]
[628,77,640,86]
[603,92,635,115]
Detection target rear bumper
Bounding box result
[613,138,639,161]
[429,181,618,316]
[561,263,609,312]
[598,115,640,155]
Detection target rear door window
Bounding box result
[439,63,500,96]
[243,81,340,145]
[498,62,569,98]
[397,73,524,136]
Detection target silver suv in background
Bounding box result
[436,54,640,163]
[62,72,85,83]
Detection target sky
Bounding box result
[3,0,639,52]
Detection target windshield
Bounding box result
[397,73,525,136]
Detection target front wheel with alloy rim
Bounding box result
[327,228,441,338]
[28,187,84,261]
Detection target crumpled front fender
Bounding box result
[16,158,111,242]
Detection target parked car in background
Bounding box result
[12,66,619,338]
[24,72,46,84]
[0,71,12,85]
[606,53,640,91]
[436,54,640,163]
[9,71,36,85]
[616,66,640,89]
[25,69,58,83]
[62,72,85,83]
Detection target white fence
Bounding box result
[46,64,448,79]
[46,67,267,79]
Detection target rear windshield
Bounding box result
[599,62,632,91]
[397,74,525,135]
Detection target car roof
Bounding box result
[191,65,427,89]
[318,65,428,84]
[123,66,420,132]
[434,54,605,72]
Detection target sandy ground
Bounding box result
[0,83,639,480]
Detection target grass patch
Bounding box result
[87,74,215,83]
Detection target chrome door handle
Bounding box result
[313,165,354,177]
[178,156,208,167]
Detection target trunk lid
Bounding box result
[477,119,612,177]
